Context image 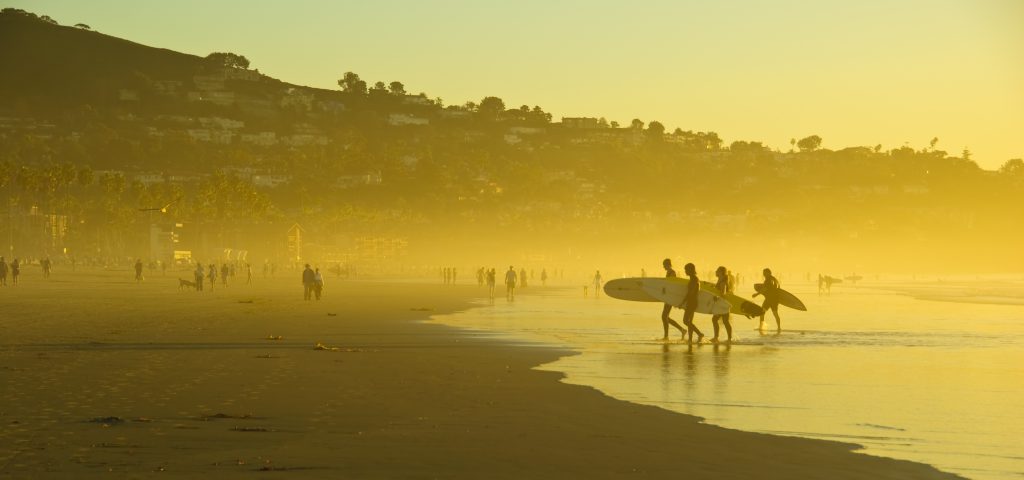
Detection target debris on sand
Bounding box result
[266,335,283,340]
[201,413,253,421]
[314,342,339,351]
[231,426,271,432]
[87,416,124,425]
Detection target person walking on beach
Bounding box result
[680,263,705,344]
[246,263,253,285]
[711,266,733,343]
[659,259,687,340]
[0,257,6,287]
[541,268,548,286]
[505,266,517,301]
[208,263,217,291]
[486,268,496,300]
[302,264,315,301]
[313,267,324,300]
[753,267,782,332]
[592,270,603,298]
[134,259,144,283]
[519,267,528,289]
[221,264,229,286]
[195,263,205,291]
[10,258,20,286]
[41,256,52,279]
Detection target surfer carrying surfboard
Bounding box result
[753,268,782,332]
[712,266,733,343]
[659,259,688,340]
[680,263,706,344]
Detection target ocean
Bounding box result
[430,279,1024,479]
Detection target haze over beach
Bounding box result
[0,2,1021,479]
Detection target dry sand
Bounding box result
[0,268,961,478]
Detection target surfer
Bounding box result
[659,259,688,340]
[680,263,705,344]
[504,266,517,301]
[753,268,782,332]
[712,266,732,343]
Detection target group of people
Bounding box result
[658,259,783,344]
[188,262,254,291]
[0,256,53,286]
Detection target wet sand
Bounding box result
[0,269,960,478]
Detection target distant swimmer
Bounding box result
[712,266,732,343]
[680,263,705,344]
[505,266,517,301]
[659,259,688,340]
[592,270,603,298]
[753,267,782,332]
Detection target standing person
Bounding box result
[313,267,324,301]
[134,259,144,283]
[711,266,733,343]
[680,263,705,343]
[541,268,548,286]
[0,257,6,286]
[592,270,603,298]
[659,259,687,340]
[302,264,315,301]
[519,267,528,289]
[221,264,229,286]
[41,256,52,279]
[195,263,205,291]
[246,263,253,285]
[10,258,20,286]
[452,267,457,285]
[504,266,517,301]
[753,267,782,332]
[486,268,496,300]
[208,263,217,291]
[161,261,167,276]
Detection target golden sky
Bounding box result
[5,0,1022,169]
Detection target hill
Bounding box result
[0,8,1022,274]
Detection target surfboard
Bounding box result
[754,283,807,311]
[699,281,765,317]
[641,277,731,315]
[603,277,659,302]
[845,275,863,282]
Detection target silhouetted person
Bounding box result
[302,264,315,300]
[519,268,528,289]
[681,263,705,343]
[486,268,496,299]
[712,266,732,343]
[0,257,6,286]
[221,264,229,286]
[208,263,217,291]
[452,267,457,285]
[753,268,782,332]
[818,274,825,295]
[10,258,20,286]
[659,258,687,340]
[504,266,517,301]
[541,268,548,286]
[134,259,144,282]
[246,263,253,285]
[592,270,602,298]
[314,267,324,300]
[41,256,52,279]
[195,263,205,291]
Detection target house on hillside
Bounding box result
[388,113,429,126]
[561,117,599,129]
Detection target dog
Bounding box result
[178,278,197,290]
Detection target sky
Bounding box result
[4,0,1022,169]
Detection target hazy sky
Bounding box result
[5,0,1022,169]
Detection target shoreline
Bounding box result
[0,271,961,478]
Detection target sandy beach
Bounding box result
[0,269,961,478]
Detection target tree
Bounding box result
[610,121,620,129]
[797,135,822,152]
[646,120,665,137]
[1000,158,1023,176]
[369,81,389,98]
[630,119,644,130]
[789,138,796,152]
[478,96,506,119]
[388,81,406,96]
[338,72,367,95]
[206,52,250,69]
[929,137,939,151]
[74,23,91,30]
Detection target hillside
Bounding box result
[0,8,1022,274]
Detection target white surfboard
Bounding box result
[641,277,731,315]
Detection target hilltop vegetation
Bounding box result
[1,8,1021,272]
